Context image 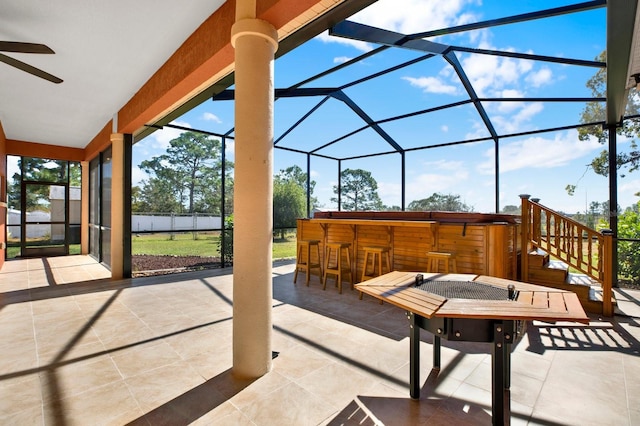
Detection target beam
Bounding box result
[606,0,638,125]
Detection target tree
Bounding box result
[136,177,183,213]
[138,131,233,214]
[408,193,473,212]
[331,168,383,211]
[569,50,640,195]
[273,179,306,238]
[8,158,80,211]
[273,165,315,238]
[131,186,143,212]
[501,205,520,214]
[608,202,640,283]
[274,165,318,211]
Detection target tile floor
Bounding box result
[0,255,639,425]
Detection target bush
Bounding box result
[218,215,234,265]
[616,205,640,284]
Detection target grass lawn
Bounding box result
[6,231,298,261]
[6,239,81,259]
[132,231,297,260]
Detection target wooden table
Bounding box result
[355,271,589,425]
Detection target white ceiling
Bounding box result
[0,0,227,148]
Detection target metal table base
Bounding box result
[409,312,517,426]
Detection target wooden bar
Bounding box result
[298,211,521,282]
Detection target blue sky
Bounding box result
[133,0,639,214]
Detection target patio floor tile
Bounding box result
[1,255,639,425]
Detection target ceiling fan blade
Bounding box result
[0,53,63,83]
[0,41,55,54]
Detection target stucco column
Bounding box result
[80,161,89,255]
[110,133,124,279]
[231,16,278,378]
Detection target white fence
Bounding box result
[132,214,222,233]
[8,211,222,238]
[7,209,51,239]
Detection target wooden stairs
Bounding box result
[527,248,615,314]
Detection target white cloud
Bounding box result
[491,102,544,134]
[316,32,373,53]
[476,130,603,175]
[495,89,524,113]
[459,33,552,99]
[131,166,148,187]
[202,112,222,123]
[526,67,553,87]
[149,120,191,150]
[462,51,522,97]
[351,0,480,35]
[441,125,449,132]
[317,0,480,52]
[333,56,354,64]
[225,139,235,159]
[378,181,402,205]
[402,76,458,94]
[465,119,491,140]
[619,179,640,199]
[515,102,544,122]
[406,159,469,201]
[6,155,19,176]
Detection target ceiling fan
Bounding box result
[0,41,63,84]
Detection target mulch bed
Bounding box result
[132,254,223,277]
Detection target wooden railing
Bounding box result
[520,195,613,316]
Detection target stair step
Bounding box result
[588,287,617,304]
[526,270,589,298]
[525,269,615,314]
[547,260,568,271]
[581,287,618,314]
[567,273,596,287]
[528,260,568,284]
[528,248,549,267]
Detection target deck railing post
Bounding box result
[519,194,531,282]
[601,229,614,317]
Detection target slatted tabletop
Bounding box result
[355,271,589,324]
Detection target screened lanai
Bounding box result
[140,2,620,213]
[2,2,640,423]
[142,1,633,219]
[131,0,638,286]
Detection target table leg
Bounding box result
[433,335,441,369]
[492,322,511,426]
[409,312,420,399]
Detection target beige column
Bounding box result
[110,133,124,279]
[231,10,278,378]
[80,161,89,255]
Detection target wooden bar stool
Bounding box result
[323,242,353,294]
[359,246,391,300]
[425,251,457,273]
[294,240,323,286]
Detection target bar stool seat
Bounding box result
[323,242,353,294]
[359,246,391,301]
[425,251,457,273]
[294,240,323,286]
